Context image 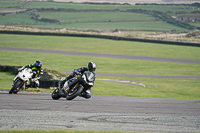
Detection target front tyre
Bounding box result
[52,89,61,100]
[9,80,22,94]
[66,85,83,100]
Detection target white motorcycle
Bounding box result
[9,68,33,94]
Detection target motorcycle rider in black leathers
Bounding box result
[59,62,96,99]
[16,60,43,89]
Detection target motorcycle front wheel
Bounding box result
[9,80,22,94]
[66,85,83,100]
[52,89,61,100]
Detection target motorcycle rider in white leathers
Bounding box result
[14,60,43,89]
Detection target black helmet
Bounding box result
[34,60,42,70]
[87,62,96,72]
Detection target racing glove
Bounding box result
[18,66,25,71]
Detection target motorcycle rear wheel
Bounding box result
[52,89,61,100]
[66,85,83,100]
[9,80,22,94]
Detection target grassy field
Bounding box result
[22,21,187,30]
[0,13,46,25]
[38,12,155,22]
[1,50,199,76]
[0,34,200,100]
[0,1,26,8]
[0,34,199,59]
[25,2,194,13]
[0,11,187,30]
[1,1,199,30]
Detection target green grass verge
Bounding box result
[0,34,199,59]
[96,76,200,99]
[1,72,200,100]
[0,50,199,76]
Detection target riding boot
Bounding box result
[59,78,67,89]
[25,85,31,90]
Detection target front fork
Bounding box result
[12,78,25,91]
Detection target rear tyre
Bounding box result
[52,89,61,100]
[9,80,22,94]
[66,85,83,100]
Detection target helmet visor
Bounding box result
[90,68,96,72]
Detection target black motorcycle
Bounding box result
[52,71,95,100]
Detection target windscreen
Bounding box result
[84,71,95,82]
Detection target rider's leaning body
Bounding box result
[60,62,96,99]
[23,64,43,78]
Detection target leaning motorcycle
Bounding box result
[52,71,95,100]
[9,68,33,94]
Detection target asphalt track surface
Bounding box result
[0,91,200,132]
